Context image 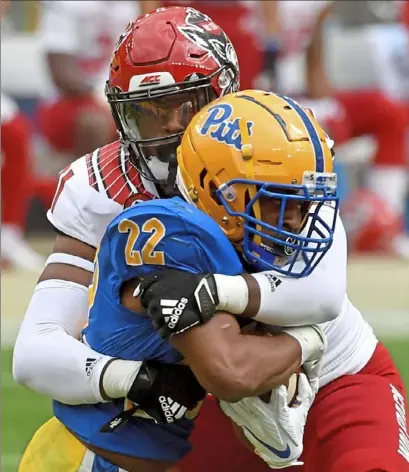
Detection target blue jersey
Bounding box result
[53,197,244,462]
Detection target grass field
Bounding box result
[1,248,409,471]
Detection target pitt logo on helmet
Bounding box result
[199,103,254,152]
[178,90,339,278]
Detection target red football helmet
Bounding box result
[106,6,240,194]
[341,189,402,253]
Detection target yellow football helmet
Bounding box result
[177,90,339,277]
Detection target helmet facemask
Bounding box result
[216,174,339,278]
[106,65,238,196]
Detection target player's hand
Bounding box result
[282,325,327,397]
[136,269,219,338]
[128,361,206,424]
[220,373,315,469]
[101,361,206,432]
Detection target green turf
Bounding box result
[2,339,409,471]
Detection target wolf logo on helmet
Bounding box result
[178,8,239,93]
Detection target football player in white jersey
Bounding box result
[37,1,160,157]
[15,6,322,471]
[275,0,409,258]
[13,4,241,406]
[13,5,408,472]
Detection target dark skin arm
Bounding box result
[47,53,95,98]
[38,234,95,286]
[47,1,163,98]
[121,280,301,403]
[260,0,281,38]
[305,3,334,99]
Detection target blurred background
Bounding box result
[1,1,409,471]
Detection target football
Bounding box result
[231,371,302,452]
[258,370,301,406]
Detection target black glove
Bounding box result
[100,360,206,433]
[136,269,219,338]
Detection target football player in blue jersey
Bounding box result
[19,90,337,472]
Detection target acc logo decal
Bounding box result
[199,103,254,151]
[140,75,161,85]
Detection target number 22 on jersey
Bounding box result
[119,217,166,266]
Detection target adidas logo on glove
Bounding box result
[159,396,187,423]
[160,298,188,329]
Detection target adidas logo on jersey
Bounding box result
[85,357,99,377]
[159,396,187,424]
[160,298,188,329]
[264,273,282,292]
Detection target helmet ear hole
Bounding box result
[199,168,207,189]
[209,181,222,206]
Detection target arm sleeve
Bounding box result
[252,207,347,326]
[12,279,113,404]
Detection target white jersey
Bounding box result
[1,93,18,125]
[279,1,331,57]
[320,296,377,387]
[47,140,158,248]
[277,0,332,96]
[48,142,378,388]
[39,1,139,99]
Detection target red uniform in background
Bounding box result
[402,0,409,30]
[277,0,408,256]
[1,95,33,232]
[0,94,49,270]
[37,1,137,155]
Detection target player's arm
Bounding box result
[40,2,94,97]
[218,209,347,326]
[122,284,323,403]
[170,316,314,402]
[138,206,346,327]
[305,2,334,99]
[12,233,112,404]
[13,169,141,405]
[253,1,281,90]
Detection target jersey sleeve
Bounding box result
[106,199,244,292]
[47,165,90,244]
[46,156,122,248]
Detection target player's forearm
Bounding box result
[47,53,94,97]
[260,0,280,38]
[215,212,347,326]
[13,280,111,404]
[305,6,334,99]
[214,268,344,325]
[224,332,302,400]
[172,314,306,402]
